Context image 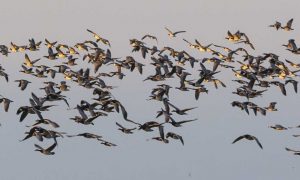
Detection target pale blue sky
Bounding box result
[0,0,300,180]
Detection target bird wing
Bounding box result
[32,58,41,64]
[227,31,233,37]
[285,59,293,65]
[183,38,192,45]
[178,119,197,125]
[87,29,96,35]
[46,142,57,152]
[32,106,44,121]
[199,62,207,71]
[45,38,51,45]
[116,122,125,129]
[213,44,225,49]
[213,60,220,72]
[293,81,298,93]
[167,101,179,111]
[179,135,184,146]
[182,107,197,112]
[136,62,144,74]
[219,80,226,87]
[254,137,263,149]
[125,118,141,126]
[66,135,77,138]
[258,107,266,116]
[31,92,43,106]
[242,33,250,42]
[3,99,11,112]
[158,125,165,140]
[173,31,186,35]
[25,54,31,64]
[290,40,298,50]
[249,42,255,50]
[46,119,60,128]
[279,83,287,96]
[287,18,293,28]
[252,107,258,116]
[165,27,173,34]
[156,110,163,118]
[20,80,29,90]
[34,144,43,150]
[195,39,202,46]
[119,104,128,120]
[232,135,245,144]
[286,147,300,153]
[18,109,28,121]
[141,35,147,40]
[77,105,88,120]
[195,89,200,100]
[62,98,70,108]
[85,115,100,124]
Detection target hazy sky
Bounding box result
[1,0,300,180]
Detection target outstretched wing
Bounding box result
[46,142,57,152]
[77,105,88,120]
[179,135,184,146]
[178,118,197,125]
[34,144,43,150]
[232,135,245,144]
[116,122,125,129]
[119,104,128,120]
[25,54,31,64]
[287,18,293,28]
[87,29,96,35]
[253,137,263,149]
[158,125,165,140]
[165,27,173,34]
[173,31,186,36]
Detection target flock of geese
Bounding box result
[0,18,300,155]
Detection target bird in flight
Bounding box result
[165,27,186,37]
[282,18,294,31]
[34,142,57,155]
[269,21,282,30]
[232,134,263,149]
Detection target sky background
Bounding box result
[1,0,300,179]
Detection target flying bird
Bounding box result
[165,27,186,37]
[34,142,57,155]
[281,18,294,31]
[232,134,263,149]
[269,21,281,30]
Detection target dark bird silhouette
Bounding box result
[165,27,186,37]
[15,79,31,91]
[28,119,60,128]
[285,147,300,155]
[285,79,298,93]
[0,96,13,112]
[34,142,57,155]
[141,34,158,43]
[264,102,278,111]
[152,125,169,144]
[269,21,281,30]
[167,102,197,115]
[169,117,197,127]
[67,132,102,140]
[116,122,136,134]
[232,134,263,149]
[166,132,184,145]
